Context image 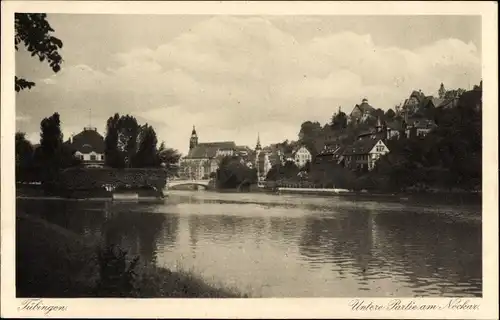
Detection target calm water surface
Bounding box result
[17,191,482,297]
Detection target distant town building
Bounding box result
[181,125,236,179]
[292,145,313,168]
[254,134,271,180]
[405,119,438,138]
[315,144,345,165]
[349,98,376,124]
[67,126,105,168]
[342,138,389,172]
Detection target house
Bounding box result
[349,98,376,123]
[405,118,437,138]
[342,138,390,172]
[292,145,313,168]
[315,144,345,165]
[181,126,237,179]
[385,121,404,140]
[68,126,105,168]
[402,90,426,114]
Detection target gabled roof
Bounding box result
[317,143,343,156]
[437,98,459,109]
[70,127,105,154]
[409,90,426,102]
[343,138,385,156]
[429,97,444,108]
[186,141,236,159]
[292,145,312,156]
[352,99,376,115]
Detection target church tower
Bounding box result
[255,133,262,179]
[189,125,198,150]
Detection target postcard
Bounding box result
[1,1,498,318]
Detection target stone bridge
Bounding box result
[166,179,211,189]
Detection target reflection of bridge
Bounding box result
[166,179,211,189]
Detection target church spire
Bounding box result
[255,133,262,151]
[189,125,198,150]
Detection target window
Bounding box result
[90,154,96,161]
[101,155,104,160]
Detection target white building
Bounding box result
[292,145,312,168]
[68,126,105,168]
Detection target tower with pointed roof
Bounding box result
[189,125,198,151]
[255,133,262,179]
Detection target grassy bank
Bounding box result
[16,213,246,298]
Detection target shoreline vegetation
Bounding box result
[16,212,246,298]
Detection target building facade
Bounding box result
[180,126,237,179]
[293,145,312,168]
[342,138,390,172]
[349,98,376,124]
[68,126,105,168]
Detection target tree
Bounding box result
[444,88,466,100]
[374,108,385,120]
[40,112,63,166]
[331,110,348,129]
[385,108,396,120]
[158,145,181,170]
[298,121,322,154]
[104,113,124,168]
[133,124,158,168]
[15,132,35,182]
[117,115,140,167]
[216,155,257,189]
[15,13,63,92]
[38,113,79,183]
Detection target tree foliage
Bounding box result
[15,132,35,182]
[133,124,159,168]
[298,121,323,154]
[385,108,396,120]
[15,13,63,92]
[216,156,257,189]
[367,87,482,192]
[265,160,300,182]
[104,113,174,169]
[331,110,348,130]
[16,113,79,183]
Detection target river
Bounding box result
[16,190,482,297]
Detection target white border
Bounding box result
[1,1,498,319]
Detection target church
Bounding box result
[180,126,271,180]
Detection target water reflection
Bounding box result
[17,199,177,267]
[16,192,482,297]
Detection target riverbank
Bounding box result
[16,213,246,298]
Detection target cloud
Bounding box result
[16,114,31,123]
[16,16,481,155]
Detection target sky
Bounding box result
[15,15,482,155]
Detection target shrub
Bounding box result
[95,245,140,297]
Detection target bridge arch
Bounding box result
[166,179,211,189]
